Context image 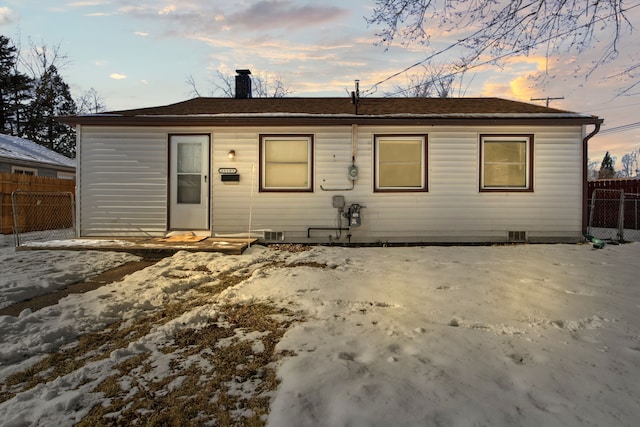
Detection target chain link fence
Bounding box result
[11,191,76,247]
[588,189,640,242]
[623,193,640,241]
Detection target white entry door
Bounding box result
[169,135,210,230]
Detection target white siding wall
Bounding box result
[79,124,584,242]
[79,127,170,236]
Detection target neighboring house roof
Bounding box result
[0,133,76,171]
[57,97,602,127]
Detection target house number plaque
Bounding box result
[218,168,237,174]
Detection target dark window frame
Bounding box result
[373,134,429,193]
[259,134,314,193]
[479,134,534,193]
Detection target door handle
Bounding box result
[204,175,207,183]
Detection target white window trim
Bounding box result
[11,166,38,176]
[260,135,314,192]
[374,135,428,192]
[57,171,76,180]
[480,134,533,192]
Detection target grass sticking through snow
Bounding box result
[0,258,320,425]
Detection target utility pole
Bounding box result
[530,96,564,107]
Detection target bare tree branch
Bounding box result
[19,38,70,79]
[366,0,638,93]
[192,70,294,98]
[387,63,466,97]
[185,74,202,98]
[76,88,106,114]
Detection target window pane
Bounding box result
[265,140,308,163]
[263,138,311,189]
[379,163,422,187]
[484,164,526,187]
[178,143,201,174]
[378,139,423,188]
[484,142,525,163]
[265,164,309,187]
[482,139,528,188]
[379,141,422,162]
[178,175,201,204]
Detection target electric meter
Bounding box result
[348,165,359,180]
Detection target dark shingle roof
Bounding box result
[109,97,572,116]
[58,97,602,126]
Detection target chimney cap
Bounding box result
[235,69,252,75]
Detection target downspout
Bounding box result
[582,122,602,234]
[74,124,82,238]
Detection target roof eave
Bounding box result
[57,114,603,127]
[0,156,76,171]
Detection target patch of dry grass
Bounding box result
[0,257,326,425]
[78,303,300,426]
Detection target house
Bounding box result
[0,133,76,179]
[58,73,602,244]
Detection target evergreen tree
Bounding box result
[24,65,77,157]
[0,35,33,135]
[598,151,616,179]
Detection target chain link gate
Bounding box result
[11,191,76,246]
[588,189,640,242]
[623,193,640,242]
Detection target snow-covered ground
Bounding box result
[1,240,639,426]
[0,235,140,309]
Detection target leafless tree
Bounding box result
[76,87,106,114]
[587,160,599,181]
[19,39,70,80]
[366,0,637,95]
[251,72,292,98]
[185,74,204,98]
[186,70,293,98]
[387,64,468,97]
[620,150,639,178]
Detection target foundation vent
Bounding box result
[264,231,285,241]
[508,231,527,243]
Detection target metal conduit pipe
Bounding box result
[307,227,350,238]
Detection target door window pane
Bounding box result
[178,175,201,204]
[176,141,202,204]
[178,143,202,174]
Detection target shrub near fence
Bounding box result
[0,172,76,234]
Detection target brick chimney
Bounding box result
[235,69,252,99]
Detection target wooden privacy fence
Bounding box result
[0,172,76,234]
[588,178,640,194]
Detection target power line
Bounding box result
[598,121,640,136]
[364,3,640,96]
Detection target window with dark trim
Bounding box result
[480,134,534,192]
[374,135,428,192]
[11,166,37,176]
[260,134,314,192]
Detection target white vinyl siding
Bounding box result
[77,124,585,243]
[78,127,170,236]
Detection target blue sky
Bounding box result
[1,0,639,169]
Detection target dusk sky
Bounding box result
[1,0,639,170]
